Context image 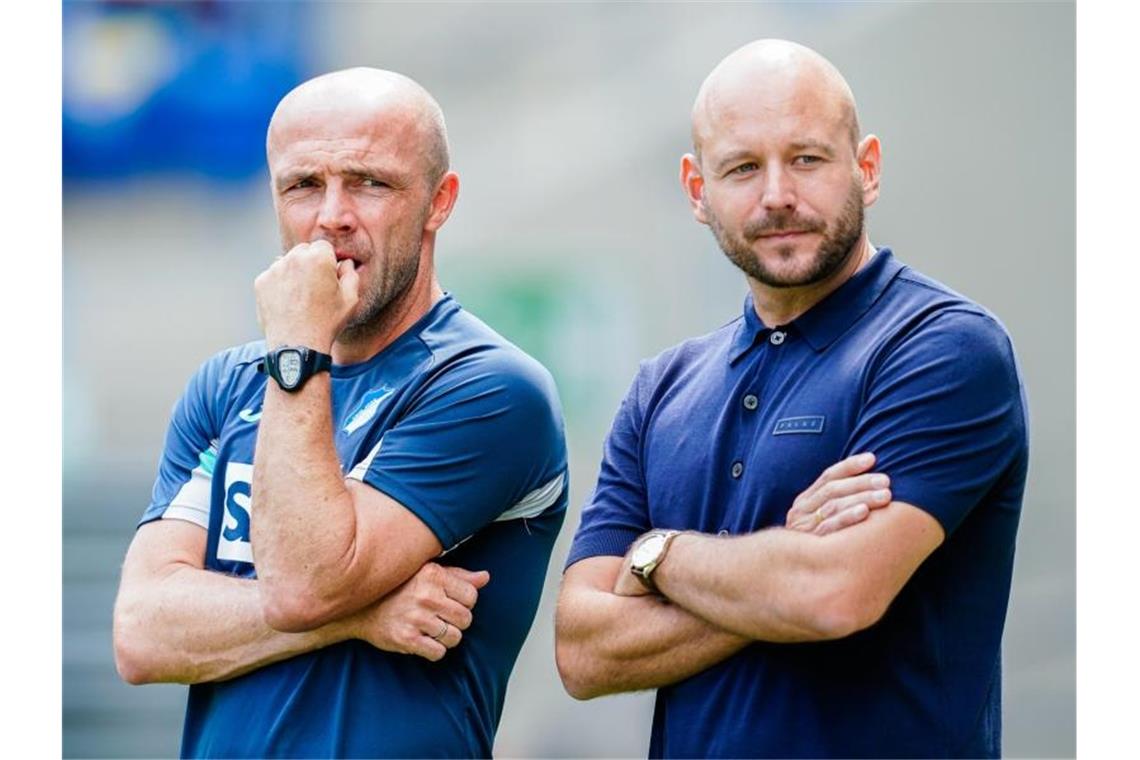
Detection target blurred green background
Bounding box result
[63,1,1074,756]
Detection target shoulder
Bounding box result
[192,339,266,393]
[630,315,744,399]
[415,303,563,420]
[885,267,1019,369]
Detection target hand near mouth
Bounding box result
[255,239,361,350]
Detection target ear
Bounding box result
[424,172,460,232]
[856,135,882,208]
[680,154,710,225]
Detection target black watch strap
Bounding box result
[259,346,333,392]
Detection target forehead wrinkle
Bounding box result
[691,40,862,161]
[267,67,450,186]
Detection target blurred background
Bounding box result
[62,1,1074,757]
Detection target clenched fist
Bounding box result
[255,240,361,350]
[344,562,491,662]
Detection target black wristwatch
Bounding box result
[259,346,332,392]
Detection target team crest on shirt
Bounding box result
[342,386,394,434]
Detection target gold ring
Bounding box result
[431,621,448,641]
[812,509,824,526]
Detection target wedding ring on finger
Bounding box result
[431,620,448,641]
[812,508,825,526]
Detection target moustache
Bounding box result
[742,214,826,241]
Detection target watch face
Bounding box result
[632,534,667,568]
[278,350,303,388]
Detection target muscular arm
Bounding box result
[113,519,352,684]
[555,556,749,700]
[113,519,484,684]
[251,371,442,631]
[651,501,944,641]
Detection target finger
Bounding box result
[337,259,360,298]
[808,452,877,493]
[437,598,474,631]
[438,622,463,649]
[815,503,870,536]
[308,239,335,258]
[412,636,447,662]
[829,487,891,518]
[442,576,480,609]
[789,487,891,532]
[445,567,491,589]
[789,471,889,521]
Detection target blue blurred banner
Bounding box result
[63,0,310,180]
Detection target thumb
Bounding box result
[336,259,360,302]
[448,567,491,588]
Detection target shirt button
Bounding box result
[731,461,744,478]
[742,394,759,411]
[769,331,786,346]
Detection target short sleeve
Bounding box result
[564,368,652,569]
[349,352,567,551]
[846,310,1028,535]
[139,356,222,530]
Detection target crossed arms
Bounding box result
[113,373,487,685]
[555,456,945,699]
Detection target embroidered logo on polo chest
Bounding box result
[772,415,826,435]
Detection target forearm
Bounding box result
[555,581,749,699]
[114,562,351,685]
[251,374,361,613]
[654,531,852,642]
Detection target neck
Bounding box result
[330,258,444,366]
[748,235,875,328]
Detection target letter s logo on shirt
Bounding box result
[217,462,255,564]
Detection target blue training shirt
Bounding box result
[142,294,568,759]
[567,249,1029,758]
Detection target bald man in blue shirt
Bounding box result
[556,40,1028,758]
[112,68,567,758]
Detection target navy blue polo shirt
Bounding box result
[567,249,1029,758]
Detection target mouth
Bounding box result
[334,250,364,269]
[757,230,813,241]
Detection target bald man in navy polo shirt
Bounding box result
[556,40,1028,758]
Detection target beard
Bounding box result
[336,234,422,344]
[707,177,865,289]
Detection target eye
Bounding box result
[729,162,758,177]
[361,177,389,189]
[287,178,316,191]
[793,155,824,166]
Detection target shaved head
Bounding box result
[692,39,860,162]
[267,67,450,186]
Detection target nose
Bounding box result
[316,182,357,235]
[759,165,797,212]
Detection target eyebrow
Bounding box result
[788,140,837,158]
[274,163,407,192]
[711,140,839,174]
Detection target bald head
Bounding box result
[267,67,450,186]
[692,40,860,162]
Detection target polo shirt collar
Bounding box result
[728,247,903,363]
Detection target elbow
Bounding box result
[554,628,611,701]
[112,608,162,685]
[555,642,600,701]
[260,582,338,633]
[113,639,152,686]
[797,578,891,640]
